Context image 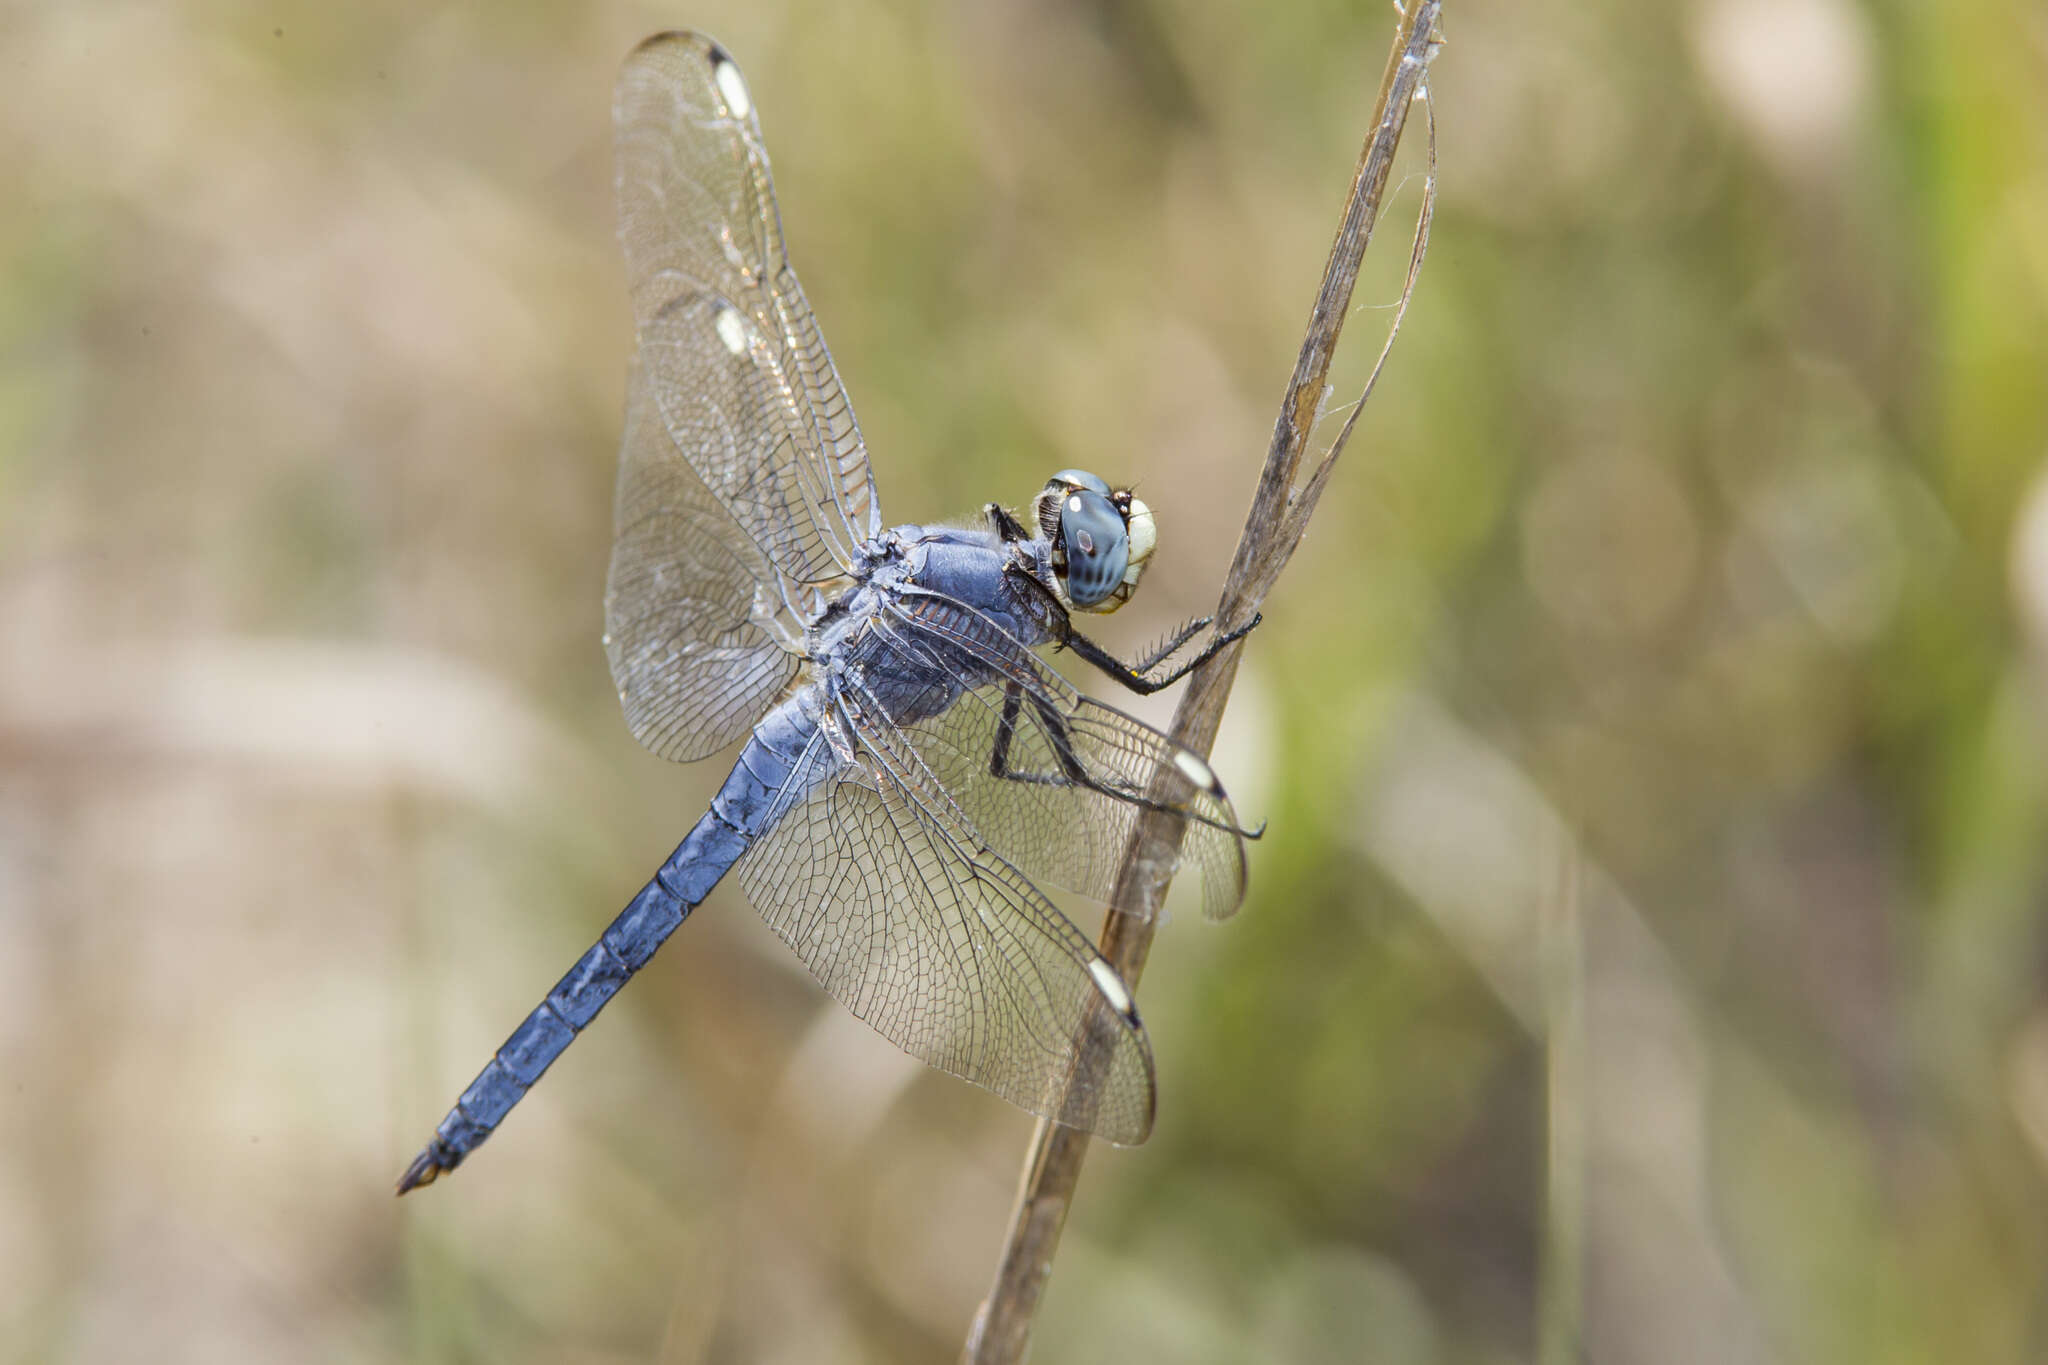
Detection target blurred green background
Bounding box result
[5,0,2047,1361]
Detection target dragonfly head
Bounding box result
[1033,469,1157,614]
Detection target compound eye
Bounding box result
[1059,487,1129,608]
[1045,468,1113,498]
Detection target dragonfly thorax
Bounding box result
[1032,469,1156,615]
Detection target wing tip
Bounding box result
[1078,958,1156,1146]
[629,29,715,61]
[625,31,744,100]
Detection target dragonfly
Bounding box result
[397,31,1255,1193]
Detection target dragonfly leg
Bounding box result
[1062,613,1261,696]
[985,681,1247,834]
[985,502,1034,543]
[989,682,1026,777]
[1130,615,1215,673]
[988,683,1088,787]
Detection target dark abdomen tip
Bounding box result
[395,1144,454,1195]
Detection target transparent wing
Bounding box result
[738,702,1156,1143]
[615,31,880,589]
[604,361,800,761]
[875,596,1250,921]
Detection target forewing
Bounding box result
[615,31,879,586]
[605,362,800,761]
[737,702,1156,1143]
[877,597,1250,921]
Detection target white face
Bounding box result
[1122,497,1157,583]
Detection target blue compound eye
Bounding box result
[1058,486,1130,608]
[1045,468,1112,498]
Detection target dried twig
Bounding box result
[960,4,1443,1360]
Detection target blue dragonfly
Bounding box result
[398,31,1254,1193]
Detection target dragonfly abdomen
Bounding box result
[396,706,821,1194]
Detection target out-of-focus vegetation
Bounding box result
[3,1,2046,1361]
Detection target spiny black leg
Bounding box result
[985,502,1033,543]
[1060,630,1170,695]
[981,681,1250,836]
[1130,615,1214,674]
[1029,690,1093,785]
[1065,613,1262,696]
[989,683,1024,777]
[988,683,1088,786]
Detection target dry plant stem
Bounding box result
[960,5,1443,1362]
